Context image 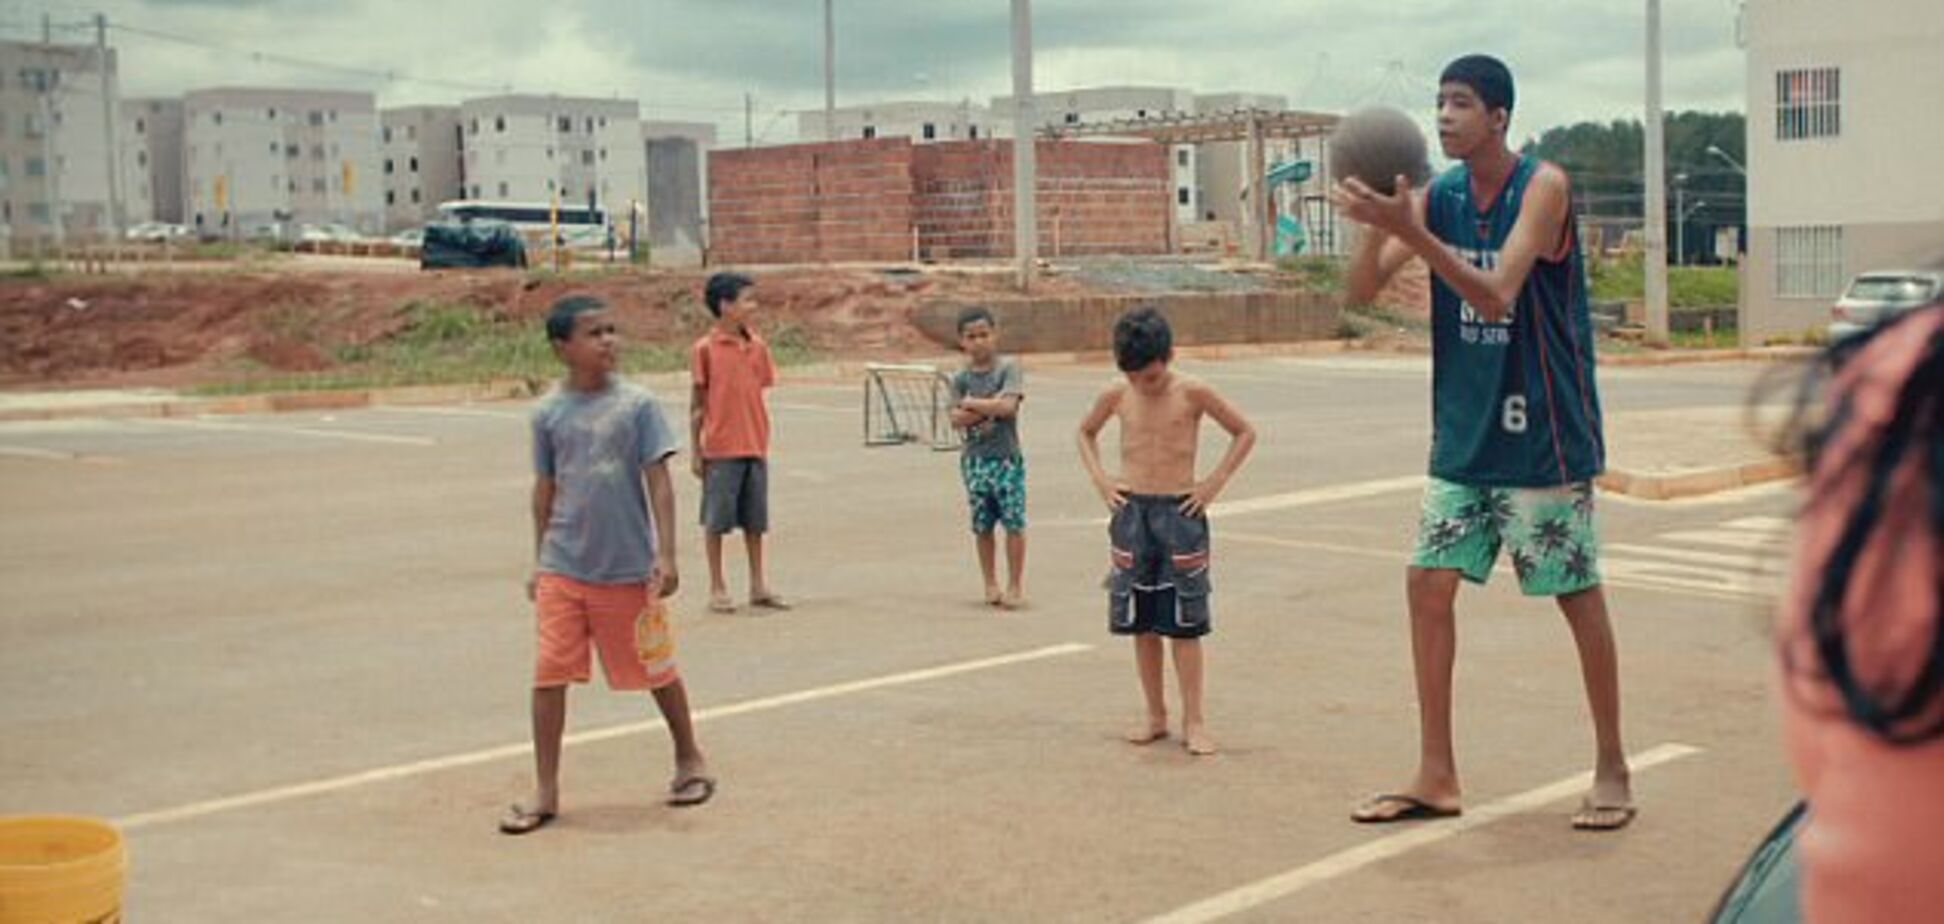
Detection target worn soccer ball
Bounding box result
[1328,106,1432,197]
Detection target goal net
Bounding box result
[863,363,961,451]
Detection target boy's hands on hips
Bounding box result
[1179,479,1223,518]
[1094,477,1130,512]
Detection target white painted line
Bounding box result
[1659,529,1788,552]
[132,417,437,447]
[0,444,77,460]
[1221,531,1769,603]
[114,642,1091,832]
[1600,479,1793,508]
[1724,516,1792,532]
[375,405,526,420]
[1606,542,1784,574]
[1142,743,1704,924]
[1045,476,1426,528]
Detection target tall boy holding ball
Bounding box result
[1331,55,1634,831]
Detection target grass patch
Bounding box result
[1277,255,1343,293]
[191,299,820,395]
[1589,255,1739,308]
[1336,304,1429,341]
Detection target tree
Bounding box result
[1528,111,1746,263]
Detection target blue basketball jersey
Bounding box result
[1425,155,1605,487]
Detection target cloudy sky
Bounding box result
[13,0,1748,145]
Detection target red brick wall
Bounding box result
[708,139,916,265]
[708,138,1170,265]
[912,140,1171,259]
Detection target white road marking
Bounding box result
[1599,480,1793,508]
[1658,528,1789,552]
[375,405,527,420]
[1141,743,1704,924]
[0,444,76,460]
[1605,542,1785,574]
[131,417,438,447]
[113,642,1092,832]
[770,402,852,414]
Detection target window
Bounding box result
[1177,187,1191,206]
[135,117,145,135]
[29,202,49,222]
[1776,67,1840,140]
[547,179,556,192]
[137,151,147,168]
[581,150,595,166]
[546,146,554,160]
[599,117,607,128]
[26,157,44,177]
[862,126,877,139]
[922,123,936,140]
[384,158,394,175]
[406,125,416,142]
[288,179,298,193]
[23,113,41,138]
[585,117,594,133]
[408,156,418,173]
[469,118,479,136]
[968,126,979,140]
[495,115,505,133]
[598,148,607,161]
[212,110,223,126]
[385,190,395,205]
[1776,226,1845,298]
[1064,112,1079,125]
[267,108,276,120]
[286,144,299,159]
[471,184,481,198]
[1177,149,1190,167]
[312,178,327,193]
[328,110,337,123]
[308,110,324,126]
[311,144,325,161]
[558,116,572,133]
[497,181,509,198]
[382,126,392,143]
[410,188,420,204]
[1137,109,1148,119]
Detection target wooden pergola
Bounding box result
[1041,109,1342,260]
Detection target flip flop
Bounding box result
[668,775,717,807]
[749,593,792,611]
[498,804,556,835]
[707,596,737,614]
[1571,800,1638,831]
[1351,794,1462,824]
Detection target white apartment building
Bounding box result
[181,88,382,236]
[121,97,183,224]
[1742,0,1944,342]
[0,39,121,244]
[456,95,646,217]
[380,105,462,230]
[991,86,1202,226]
[794,99,994,144]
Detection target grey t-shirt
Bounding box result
[531,378,680,584]
[951,358,1024,461]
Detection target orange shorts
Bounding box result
[533,573,678,691]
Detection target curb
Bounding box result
[1600,346,1817,367]
[1599,456,1801,501]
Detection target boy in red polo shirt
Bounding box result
[691,272,791,614]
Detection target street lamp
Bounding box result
[1678,199,1707,267]
[1705,144,1746,176]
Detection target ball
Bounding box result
[1328,106,1432,197]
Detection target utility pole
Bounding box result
[97,13,122,240]
[1643,0,1670,344]
[38,14,63,249]
[1009,0,1036,291]
[744,93,753,148]
[823,0,835,141]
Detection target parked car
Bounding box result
[297,223,365,245]
[1829,269,1943,341]
[389,227,425,248]
[124,221,190,243]
[419,221,526,270]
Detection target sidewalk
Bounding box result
[1600,403,1799,500]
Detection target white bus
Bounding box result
[434,200,613,251]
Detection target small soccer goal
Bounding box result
[862,363,962,451]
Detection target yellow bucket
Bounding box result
[0,817,125,924]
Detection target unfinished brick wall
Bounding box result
[912,140,1171,260]
[708,138,1171,265]
[707,139,916,265]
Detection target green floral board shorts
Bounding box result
[1412,477,1602,597]
[961,454,1027,534]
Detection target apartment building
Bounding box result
[455,95,646,216]
[0,39,120,244]
[181,87,382,236]
[1742,0,1944,341]
[794,100,994,144]
[380,105,462,230]
[121,96,183,224]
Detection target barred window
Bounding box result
[1776,226,1844,298]
[1776,67,1840,141]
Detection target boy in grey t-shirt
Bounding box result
[948,306,1028,609]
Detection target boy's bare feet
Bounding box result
[1182,723,1218,756]
[984,584,1004,606]
[749,590,792,611]
[708,592,736,614]
[1001,589,1027,610]
[1126,716,1169,745]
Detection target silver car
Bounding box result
[1829,270,1943,341]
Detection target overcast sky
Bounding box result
[15,0,1748,145]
